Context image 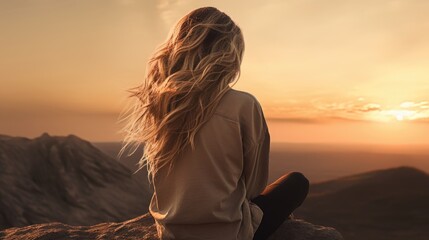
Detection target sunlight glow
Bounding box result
[382,109,416,122]
[357,101,429,123]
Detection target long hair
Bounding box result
[118,7,245,179]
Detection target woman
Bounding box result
[120,6,309,240]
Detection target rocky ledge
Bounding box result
[0,213,343,240]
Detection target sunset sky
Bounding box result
[1,0,429,144]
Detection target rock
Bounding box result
[268,218,343,240]
[0,213,343,240]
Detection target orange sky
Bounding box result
[1,0,429,143]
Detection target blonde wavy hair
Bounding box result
[118,7,245,179]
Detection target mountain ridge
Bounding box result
[0,133,150,230]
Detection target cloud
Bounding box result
[266,97,429,123]
[400,101,429,109]
[357,103,382,112]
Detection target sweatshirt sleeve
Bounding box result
[241,98,270,200]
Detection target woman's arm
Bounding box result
[242,99,270,200]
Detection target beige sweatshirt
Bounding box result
[149,87,271,240]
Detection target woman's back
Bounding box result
[150,87,270,240]
[119,7,308,240]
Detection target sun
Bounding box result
[394,112,404,121]
[384,109,415,122]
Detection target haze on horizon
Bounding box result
[1,0,429,144]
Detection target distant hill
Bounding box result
[296,166,429,240]
[0,133,151,230]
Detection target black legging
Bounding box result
[251,172,310,240]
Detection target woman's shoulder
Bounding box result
[215,87,263,120]
[222,87,261,106]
